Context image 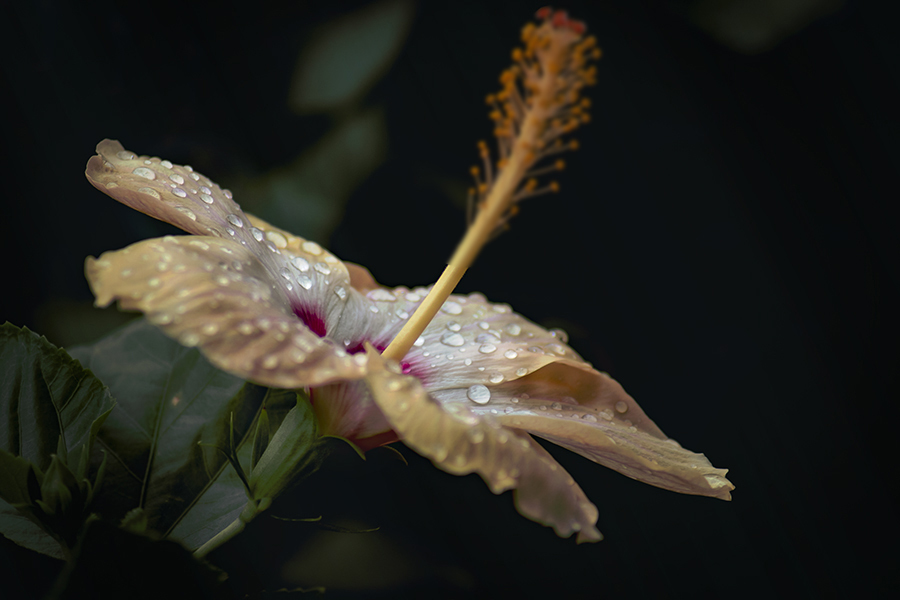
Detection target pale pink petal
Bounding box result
[432,362,733,499]
[404,291,588,389]
[364,346,603,542]
[310,380,393,443]
[86,235,368,388]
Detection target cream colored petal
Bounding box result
[432,362,733,500]
[364,347,603,543]
[86,235,367,388]
[86,139,243,238]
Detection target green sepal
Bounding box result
[249,393,321,501]
[252,408,271,470]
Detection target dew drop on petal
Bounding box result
[297,275,312,290]
[292,256,310,272]
[302,241,322,255]
[169,173,185,185]
[314,262,331,275]
[133,167,155,180]
[489,373,504,384]
[516,367,528,377]
[505,323,522,336]
[405,292,421,302]
[161,160,174,169]
[467,384,491,404]
[441,301,463,315]
[615,401,628,414]
[368,289,396,302]
[334,286,347,300]
[250,227,264,242]
[504,349,518,359]
[551,402,563,410]
[172,188,187,198]
[200,193,214,204]
[226,214,244,228]
[266,230,288,248]
[138,187,160,199]
[583,414,599,422]
[478,344,497,354]
[440,332,465,347]
[413,336,425,347]
[117,150,135,160]
[446,321,461,332]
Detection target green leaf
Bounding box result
[289,0,413,112]
[0,323,116,471]
[0,497,66,560]
[69,318,271,550]
[0,323,116,558]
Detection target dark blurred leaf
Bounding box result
[0,324,116,559]
[289,0,414,112]
[246,108,388,241]
[69,318,273,551]
[48,519,227,600]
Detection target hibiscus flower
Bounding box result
[83,10,732,544]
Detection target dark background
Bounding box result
[1,0,897,598]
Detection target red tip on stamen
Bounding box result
[569,19,586,35]
[551,9,569,28]
[535,6,552,20]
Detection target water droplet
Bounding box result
[464,358,472,366]
[250,227,264,242]
[314,262,331,275]
[292,256,309,271]
[405,292,421,302]
[467,428,485,443]
[441,301,463,315]
[583,414,598,422]
[223,189,233,199]
[446,321,462,332]
[265,241,280,254]
[334,286,347,300]
[504,349,518,359]
[489,373,504,384]
[551,402,562,410]
[413,336,425,347]
[599,408,614,420]
[505,323,522,336]
[160,160,174,169]
[266,230,287,248]
[199,185,212,195]
[200,193,214,204]
[279,267,292,280]
[615,401,628,413]
[132,167,156,180]
[550,328,569,343]
[137,187,159,199]
[478,344,496,354]
[172,188,187,198]
[116,150,135,160]
[368,289,395,302]
[262,355,279,369]
[176,206,196,220]
[492,304,510,313]
[302,241,322,255]
[226,214,244,228]
[297,275,312,290]
[440,332,465,347]
[396,310,409,319]
[169,173,185,185]
[478,321,490,330]
[467,384,491,404]
[516,367,528,377]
